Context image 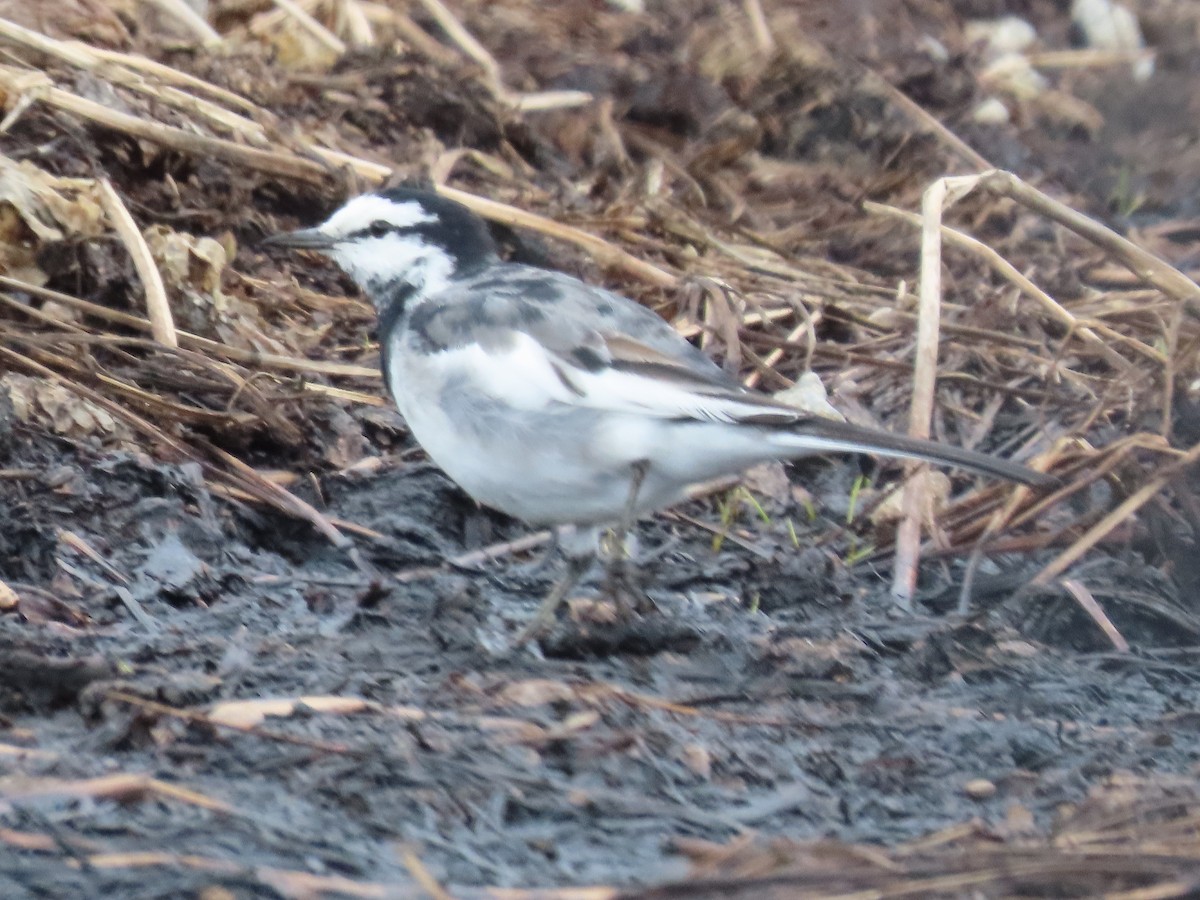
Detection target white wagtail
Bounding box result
[264,186,1054,644]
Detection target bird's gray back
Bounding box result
[402,264,737,387]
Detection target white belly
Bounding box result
[388,343,786,527]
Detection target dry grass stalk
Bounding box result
[399,849,456,900]
[1032,439,1200,587]
[892,175,979,607]
[439,185,680,288]
[415,0,502,87]
[1061,577,1129,652]
[141,0,223,47]
[56,529,129,584]
[742,0,775,55]
[0,66,328,183]
[0,6,1177,587]
[978,170,1200,313]
[97,179,177,349]
[270,0,346,55]
[864,201,1144,372]
[0,276,378,379]
[337,0,376,47]
[2,773,231,814]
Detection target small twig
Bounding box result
[415,0,501,86]
[337,0,376,46]
[1,773,231,815]
[856,60,993,172]
[892,176,976,607]
[363,3,459,63]
[508,89,593,112]
[1031,439,1200,586]
[1026,48,1156,70]
[676,305,795,339]
[204,442,355,553]
[662,508,773,559]
[0,276,378,379]
[271,0,346,54]
[978,170,1200,316]
[395,530,552,583]
[56,528,130,585]
[1061,578,1129,652]
[105,691,356,755]
[0,19,258,118]
[744,314,816,389]
[742,0,775,55]
[205,481,392,545]
[140,0,223,47]
[112,586,159,631]
[97,178,177,349]
[85,46,266,115]
[863,200,1146,372]
[399,848,456,900]
[0,67,328,184]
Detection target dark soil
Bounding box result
[2,1,1200,897]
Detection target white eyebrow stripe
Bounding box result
[321,196,435,237]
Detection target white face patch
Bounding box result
[319,195,435,240]
[331,232,456,303]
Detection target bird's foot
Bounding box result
[507,552,594,651]
[601,557,655,620]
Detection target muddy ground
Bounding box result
[2,0,1200,897]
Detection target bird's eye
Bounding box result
[368,221,390,238]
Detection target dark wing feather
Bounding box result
[412,264,740,385]
[405,264,1054,488]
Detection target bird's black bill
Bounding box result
[261,227,335,250]
[792,417,1059,489]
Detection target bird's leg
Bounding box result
[603,460,654,617]
[507,529,560,579]
[510,526,597,648]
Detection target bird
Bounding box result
[263,185,1054,645]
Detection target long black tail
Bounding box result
[777,416,1056,488]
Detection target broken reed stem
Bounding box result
[742,0,776,55]
[415,0,502,87]
[337,0,376,47]
[1031,439,1200,586]
[141,0,223,47]
[0,276,378,379]
[97,178,177,349]
[269,0,346,55]
[1061,578,1129,652]
[0,66,328,184]
[863,201,1148,372]
[892,178,951,607]
[978,170,1200,316]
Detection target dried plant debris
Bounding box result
[3,373,133,445]
[0,0,1197,894]
[638,775,1200,899]
[0,0,1189,609]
